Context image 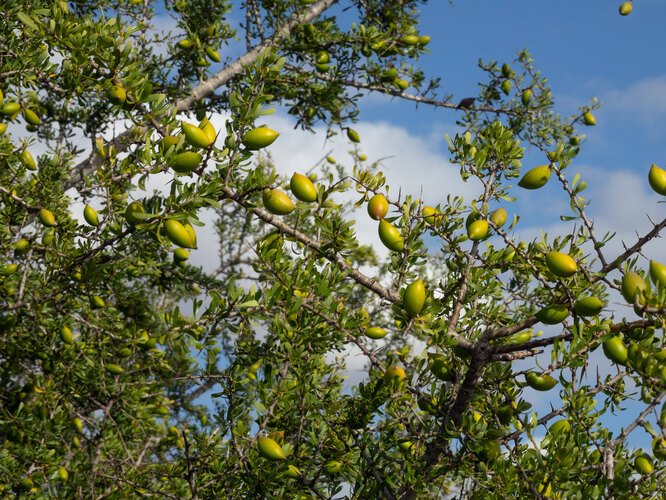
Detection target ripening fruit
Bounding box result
[174,248,189,261]
[501,63,511,77]
[467,219,488,241]
[14,239,29,256]
[603,336,628,365]
[324,460,343,475]
[365,327,388,339]
[367,194,389,220]
[263,189,295,215]
[583,112,596,126]
[347,128,360,143]
[535,305,569,325]
[652,437,666,460]
[521,89,532,105]
[38,208,56,227]
[501,80,511,95]
[173,152,203,174]
[22,150,37,170]
[574,297,603,316]
[73,417,83,433]
[18,478,34,490]
[107,85,126,106]
[422,206,441,226]
[403,279,426,317]
[0,89,3,107]
[518,165,551,189]
[378,220,404,252]
[60,326,73,344]
[0,123,7,135]
[384,365,406,382]
[124,201,145,225]
[619,2,632,15]
[57,467,69,481]
[205,46,221,63]
[257,436,286,460]
[489,207,507,228]
[648,164,666,195]
[429,355,454,381]
[285,465,301,478]
[241,127,279,149]
[23,109,41,126]
[316,51,329,64]
[199,118,216,143]
[545,251,578,278]
[106,363,124,375]
[549,419,570,435]
[182,122,212,149]
[525,372,558,391]
[290,173,317,202]
[0,102,20,115]
[417,35,431,45]
[83,205,99,226]
[161,135,180,151]
[177,39,192,49]
[621,271,646,303]
[394,79,409,90]
[634,454,653,475]
[0,264,18,276]
[164,219,197,249]
[90,295,106,309]
[650,260,666,287]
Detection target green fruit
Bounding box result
[0,89,2,106]
[199,118,216,143]
[365,327,388,340]
[0,264,18,276]
[381,68,398,81]
[18,478,34,490]
[124,201,145,225]
[241,127,279,149]
[402,35,419,45]
[422,206,441,226]
[384,365,405,382]
[603,336,628,365]
[467,219,488,241]
[14,239,29,256]
[164,219,197,249]
[106,363,124,374]
[549,419,570,435]
[57,467,69,481]
[177,39,192,49]
[0,102,20,115]
[285,465,301,478]
[521,89,532,105]
[403,279,426,317]
[394,79,409,90]
[619,2,632,15]
[42,229,55,246]
[652,437,666,460]
[161,135,180,151]
[378,219,404,252]
[173,152,203,173]
[635,454,653,475]
[182,122,212,149]
[535,304,569,325]
[518,165,551,189]
[0,123,7,135]
[324,460,342,474]
[648,164,666,195]
[107,85,126,106]
[525,372,558,391]
[90,295,105,309]
[417,35,431,45]
[257,436,286,460]
[316,51,329,63]
[38,208,56,226]
[479,440,500,462]
[650,260,666,288]
[347,128,360,143]
[368,194,389,220]
[22,150,37,170]
[501,80,511,95]
[23,109,41,126]
[574,297,603,316]
[621,271,646,303]
[60,326,73,344]
[205,46,221,63]
[583,112,596,126]
[545,251,578,277]
[398,440,414,453]
[290,173,317,202]
[501,63,511,77]
[174,248,189,261]
[429,355,454,381]
[489,207,507,228]
[263,189,295,215]
[83,205,99,226]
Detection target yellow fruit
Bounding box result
[545,251,577,277]
[384,365,406,382]
[650,260,666,287]
[173,152,203,173]
[241,127,279,149]
[263,189,295,215]
[0,88,2,106]
[18,478,34,490]
[635,454,653,475]
[22,150,37,170]
[14,239,29,256]
[394,79,409,90]
[182,122,212,149]
[164,219,197,249]
[199,118,216,143]
[535,304,569,325]
[648,164,666,195]
[106,363,124,374]
[290,173,317,202]
[107,85,126,106]
[518,165,551,189]
[184,223,197,248]
[402,35,419,45]
[347,128,360,143]
[23,109,41,126]
[161,135,180,151]
[619,2,632,15]
[467,219,488,241]
[83,205,99,226]
[574,297,603,316]
[378,220,404,252]
[621,271,646,303]
[174,248,189,261]
[422,206,441,226]
[403,279,426,317]
[38,208,56,226]
[603,336,628,365]
[316,51,329,63]
[177,39,192,49]
[367,194,389,220]
[583,112,596,126]
[257,436,286,460]
[0,102,20,115]
[549,419,570,435]
[57,467,69,481]
[365,327,388,339]
[418,35,431,45]
[60,326,73,344]
[489,208,507,228]
[285,465,301,478]
[205,46,221,63]
[90,295,105,309]
[0,264,18,276]
[124,201,145,225]
[525,372,558,391]
[0,123,7,135]
[324,460,343,474]
[521,89,532,105]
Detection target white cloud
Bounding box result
[606,75,666,124]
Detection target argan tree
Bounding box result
[1,0,665,498]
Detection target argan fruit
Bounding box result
[257,436,286,460]
[381,68,398,81]
[205,46,221,63]
[42,229,55,246]
[402,34,419,45]
[57,467,69,481]
[241,127,279,149]
[489,207,507,228]
[467,219,488,241]
[535,305,569,325]
[403,279,426,317]
[107,85,126,106]
[0,123,7,135]
[161,135,180,151]
[521,89,532,105]
[73,417,83,433]
[347,128,360,143]
[384,365,406,382]
[38,208,56,227]
[184,223,197,248]
[14,239,29,256]
[422,206,441,226]
[60,326,73,344]
[429,355,454,381]
[634,454,653,475]
[365,327,388,340]
[545,251,578,277]
[582,112,596,126]
[324,460,343,475]
[501,80,511,95]
[574,297,603,316]
[177,39,192,49]
[378,219,404,252]
[199,118,216,143]
[0,102,20,115]
[285,465,301,478]
[106,363,124,375]
[174,248,189,261]
[0,264,18,276]
[124,201,145,225]
[164,219,197,249]
[367,194,389,220]
[23,109,41,126]
[648,164,666,195]
[316,51,329,64]
[525,372,558,391]
[90,295,105,309]
[173,152,202,173]
[263,189,295,215]
[83,205,99,226]
[621,271,646,303]
[18,478,34,490]
[22,150,37,170]
[650,260,666,287]
[652,437,666,460]
[518,165,551,189]
[617,1,633,15]
[0,89,3,107]
[602,336,628,365]
[501,63,511,77]
[549,419,570,435]
[496,404,514,425]
[394,79,409,90]
[290,173,317,202]
[182,122,212,149]
[417,35,431,45]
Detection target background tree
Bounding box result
[0,0,665,498]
